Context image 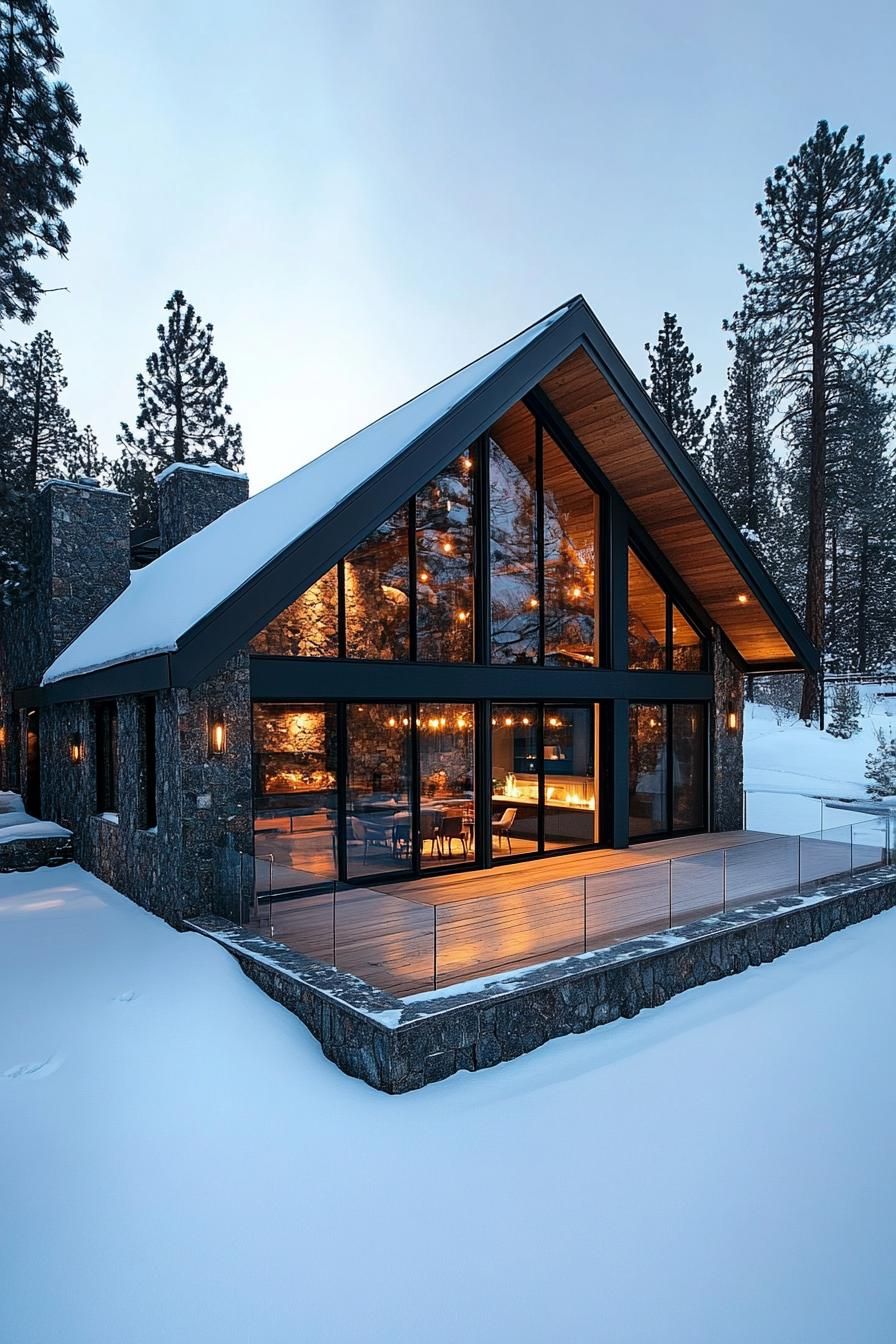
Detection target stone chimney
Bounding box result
[156,462,249,554]
[33,478,132,671]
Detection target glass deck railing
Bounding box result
[233,814,892,997]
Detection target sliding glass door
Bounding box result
[491,704,597,860]
[628,702,707,840]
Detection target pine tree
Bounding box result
[734,121,896,723]
[825,374,896,673]
[0,330,77,486]
[110,450,155,528]
[826,682,861,739]
[59,423,110,483]
[642,312,716,472]
[0,1,87,325]
[865,725,896,799]
[709,330,780,556]
[118,289,244,470]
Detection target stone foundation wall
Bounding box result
[188,867,896,1093]
[0,833,73,872]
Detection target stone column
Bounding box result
[711,630,745,832]
[156,462,249,554]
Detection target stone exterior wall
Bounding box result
[34,654,253,924]
[711,631,744,832]
[0,480,131,794]
[189,866,896,1092]
[157,463,248,553]
[0,467,253,920]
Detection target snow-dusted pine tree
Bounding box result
[865,726,896,799]
[0,331,79,487]
[0,0,87,324]
[826,683,861,739]
[733,121,896,723]
[642,313,715,473]
[708,330,780,563]
[116,289,245,525]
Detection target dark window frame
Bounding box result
[94,699,118,815]
[627,540,707,673]
[628,698,709,843]
[139,696,157,830]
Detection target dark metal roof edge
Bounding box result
[571,301,818,673]
[21,653,173,706]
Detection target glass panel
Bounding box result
[252,702,338,888]
[672,703,706,831]
[543,705,596,849]
[345,703,411,879]
[344,507,410,660]
[543,430,599,667]
[671,605,703,671]
[250,566,339,657]
[417,703,475,868]
[628,550,667,670]
[489,406,539,664]
[416,454,475,663]
[670,849,724,923]
[629,703,668,837]
[491,705,539,857]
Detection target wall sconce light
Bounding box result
[209,714,227,755]
[726,700,739,732]
[69,732,83,764]
[0,723,6,748]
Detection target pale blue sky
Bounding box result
[25,0,896,489]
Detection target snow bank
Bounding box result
[0,819,70,844]
[2,863,895,1343]
[744,697,896,831]
[42,305,570,685]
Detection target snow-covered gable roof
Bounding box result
[43,303,572,685]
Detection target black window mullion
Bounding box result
[410,702,421,874]
[408,496,418,662]
[336,560,347,659]
[536,419,545,664]
[336,701,348,881]
[537,704,546,854]
[475,434,491,666]
[666,703,674,835]
[477,699,492,869]
[666,597,673,672]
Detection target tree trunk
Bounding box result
[857,525,869,673]
[799,213,827,724]
[745,361,758,535]
[173,363,184,462]
[27,349,43,489]
[829,524,838,652]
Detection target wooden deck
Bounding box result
[244,828,876,998]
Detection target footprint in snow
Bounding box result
[114,990,136,1002]
[3,1055,62,1080]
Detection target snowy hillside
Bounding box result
[744,690,896,832]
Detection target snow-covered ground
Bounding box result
[2,864,895,1343]
[744,690,896,832]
